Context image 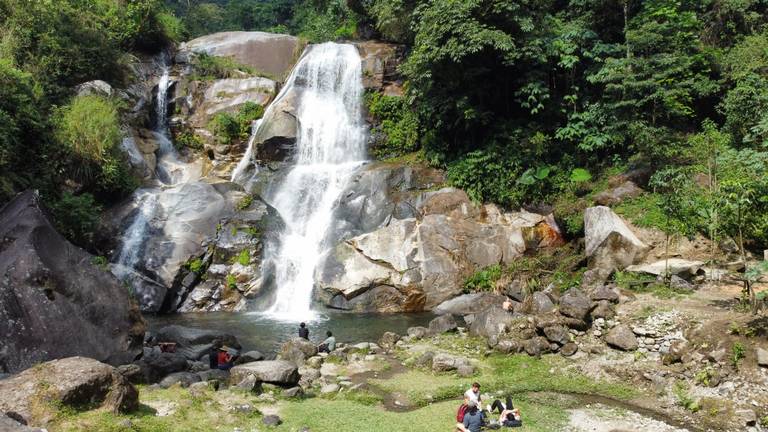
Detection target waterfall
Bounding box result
[231,119,263,183]
[264,43,367,321]
[113,56,176,284]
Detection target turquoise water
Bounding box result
[147,311,435,355]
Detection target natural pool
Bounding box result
[146,311,435,354]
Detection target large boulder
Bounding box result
[0,357,138,426]
[179,32,303,80]
[154,325,240,361]
[584,206,649,271]
[558,288,593,321]
[131,348,188,384]
[0,192,144,374]
[320,203,562,311]
[278,338,318,365]
[106,181,261,312]
[593,181,643,206]
[428,314,459,335]
[604,325,639,351]
[433,293,505,315]
[230,361,299,386]
[467,306,521,339]
[353,41,405,93]
[625,259,705,278]
[189,77,277,128]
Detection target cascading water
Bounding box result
[231,119,263,183]
[262,43,367,321]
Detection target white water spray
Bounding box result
[263,43,367,321]
[231,119,263,183]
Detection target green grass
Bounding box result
[275,398,567,432]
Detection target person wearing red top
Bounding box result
[217,348,234,370]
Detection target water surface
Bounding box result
[147,311,435,355]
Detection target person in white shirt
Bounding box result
[464,382,482,410]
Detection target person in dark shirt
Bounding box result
[299,322,309,340]
[208,339,222,369]
[460,400,484,432]
[217,347,235,370]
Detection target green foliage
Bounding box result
[91,256,109,270]
[730,342,745,369]
[156,11,188,42]
[53,95,136,196]
[365,0,415,43]
[192,53,256,80]
[235,249,251,266]
[174,130,204,150]
[236,194,254,210]
[673,381,700,412]
[463,264,502,293]
[186,258,204,274]
[291,0,359,42]
[209,102,264,145]
[226,273,238,289]
[47,192,103,247]
[365,92,420,159]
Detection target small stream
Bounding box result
[146,311,434,355]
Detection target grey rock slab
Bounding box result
[230,361,299,386]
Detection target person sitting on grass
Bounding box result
[457,400,484,432]
[318,330,336,353]
[464,382,483,411]
[489,396,522,427]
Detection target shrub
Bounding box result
[463,265,502,293]
[192,53,255,80]
[54,95,120,169]
[174,130,204,150]
[186,258,204,274]
[365,92,420,159]
[235,250,250,266]
[156,11,187,43]
[47,192,102,247]
[673,381,700,412]
[236,194,254,211]
[731,343,745,369]
[209,102,264,145]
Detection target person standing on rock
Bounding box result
[318,330,336,353]
[299,322,309,340]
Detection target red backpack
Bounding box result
[456,404,468,422]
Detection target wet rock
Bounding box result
[159,372,201,389]
[428,314,458,334]
[133,349,188,384]
[278,338,318,366]
[532,292,555,314]
[0,192,144,374]
[262,415,283,426]
[407,326,430,339]
[757,347,768,367]
[0,357,138,426]
[543,326,570,345]
[524,337,551,357]
[155,325,240,361]
[558,288,593,321]
[561,343,578,357]
[230,361,299,386]
[605,325,639,351]
[379,332,401,350]
[584,206,649,271]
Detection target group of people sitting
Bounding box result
[457,382,523,431]
[298,322,336,353]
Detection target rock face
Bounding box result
[0,192,144,374]
[625,259,705,278]
[0,357,138,426]
[584,206,649,272]
[230,361,299,386]
[353,41,406,95]
[179,32,303,80]
[433,293,505,315]
[188,77,277,128]
[320,186,563,312]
